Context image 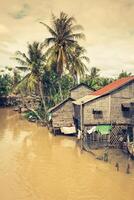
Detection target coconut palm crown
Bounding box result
[40,12,85,76]
[13,41,46,111]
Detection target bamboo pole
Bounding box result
[132,125,134,143]
[80,101,84,152]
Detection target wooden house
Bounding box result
[73,76,134,147]
[49,83,93,134]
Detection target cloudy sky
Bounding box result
[0,0,134,77]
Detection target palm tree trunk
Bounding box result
[76,73,80,84]
[58,82,63,101]
[73,74,77,86]
[38,79,46,112]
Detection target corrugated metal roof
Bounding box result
[92,76,134,96]
[73,76,134,105]
[73,94,99,105]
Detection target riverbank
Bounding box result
[0,96,19,107]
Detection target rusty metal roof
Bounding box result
[91,76,134,96]
[73,76,134,105]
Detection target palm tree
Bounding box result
[14,41,46,112]
[68,46,89,84]
[118,70,132,79]
[97,77,113,89]
[83,67,100,90]
[90,67,100,79]
[40,12,85,76]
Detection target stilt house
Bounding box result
[73,76,134,147]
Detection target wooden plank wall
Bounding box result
[84,95,110,125]
[83,81,134,126]
[52,99,74,127]
[110,81,134,124]
[71,86,92,100]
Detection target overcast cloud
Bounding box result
[0,0,134,77]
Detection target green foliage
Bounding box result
[68,46,89,84]
[82,67,114,90]
[43,69,74,108]
[14,41,47,113]
[60,74,74,97]
[24,111,38,119]
[0,74,13,96]
[118,70,132,79]
[13,69,21,87]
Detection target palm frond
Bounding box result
[71,25,83,31]
[43,37,56,47]
[41,12,87,77]
[13,57,28,67]
[40,22,57,37]
[16,66,28,71]
[14,73,31,92]
[67,33,85,40]
[27,74,37,91]
[80,56,90,63]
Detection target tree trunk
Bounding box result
[77,73,80,84]
[58,82,63,101]
[38,79,46,112]
[73,74,78,86]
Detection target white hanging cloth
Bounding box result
[87,126,96,135]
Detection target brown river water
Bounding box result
[0,108,134,200]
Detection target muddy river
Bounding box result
[0,108,134,200]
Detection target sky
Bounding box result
[0,0,134,77]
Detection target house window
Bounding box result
[92,109,103,119]
[121,104,130,118]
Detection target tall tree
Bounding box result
[90,67,100,79]
[40,12,85,76]
[42,70,74,107]
[83,67,100,90]
[14,41,46,111]
[68,46,89,84]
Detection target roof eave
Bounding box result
[48,97,74,113]
[77,78,134,105]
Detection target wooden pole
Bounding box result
[133,126,134,143]
[80,104,83,151]
[126,163,130,174]
[80,102,84,152]
[115,162,119,171]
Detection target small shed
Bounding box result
[49,83,92,134]
[49,97,75,134]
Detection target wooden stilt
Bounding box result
[126,163,130,174]
[115,162,119,171]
